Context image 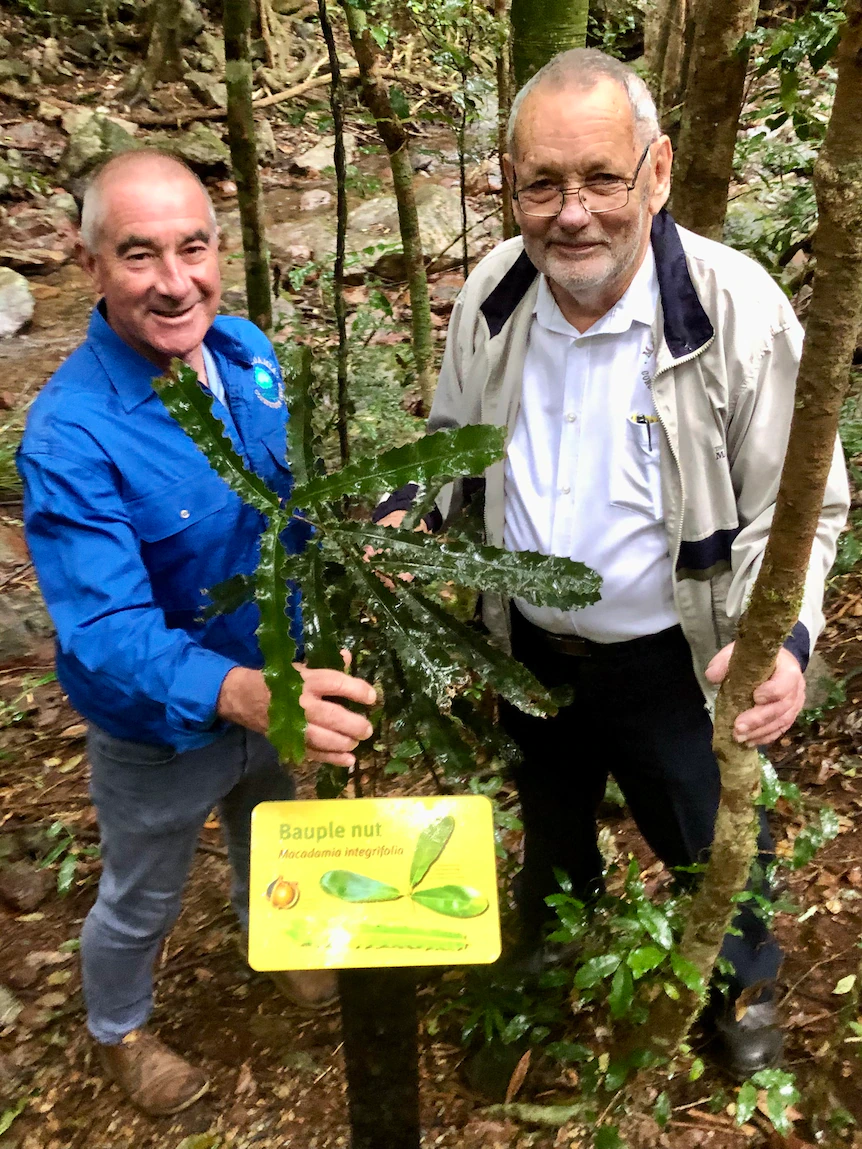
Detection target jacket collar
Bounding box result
[480,209,714,359]
[86,303,256,413]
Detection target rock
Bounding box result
[300,189,331,212]
[198,30,226,68]
[178,0,206,43]
[148,123,230,170]
[268,183,490,280]
[290,133,357,175]
[0,985,23,1026]
[0,861,54,913]
[0,269,34,338]
[0,61,30,82]
[0,80,26,101]
[185,71,227,110]
[0,121,58,154]
[0,203,78,271]
[0,588,55,662]
[257,117,276,163]
[48,191,79,224]
[804,651,836,711]
[58,113,139,181]
[0,35,10,56]
[37,101,63,124]
[68,29,106,59]
[0,249,69,274]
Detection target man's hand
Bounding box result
[216,659,376,767]
[704,643,806,746]
[364,509,430,584]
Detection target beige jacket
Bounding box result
[415,212,849,699]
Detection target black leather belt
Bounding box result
[531,629,593,657]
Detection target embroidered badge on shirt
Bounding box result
[253,359,284,409]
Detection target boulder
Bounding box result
[268,182,492,280]
[148,123,230,170]
[185,71,227,110]
[257,117,276,164]
[198,30,226,68]
[0,269,34,338]
[290,133,357,175]
[178,0,206,44]
[0,202,78,271]
[58,113,139,181]
[0,60,30,83]
[0,861,54,913]
[0,588,54,662]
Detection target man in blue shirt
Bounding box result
[18,150,376,1116]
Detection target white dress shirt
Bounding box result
[504,245,679,641]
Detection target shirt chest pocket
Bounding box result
[609,415,663,521]
[127,474,233,607]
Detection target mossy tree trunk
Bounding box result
[495,0,516,238]
[339,0,434,414]
[318,0,350,466]
[645,0,698,142]
[510,0,588,89]
[669,0,759,239]
[637,0,862,1058]
[224,0,272,332]
[132,0,183,99]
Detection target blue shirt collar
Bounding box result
[86,302,256,413]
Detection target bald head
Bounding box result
[507,48,660,159]
[80,151,218,253]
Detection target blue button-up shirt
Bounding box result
[18,306,310,750]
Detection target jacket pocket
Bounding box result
[610,416,662,521]
[127,473,231,543]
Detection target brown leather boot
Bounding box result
[268,968,339,1009]
[98,1029,209,1116]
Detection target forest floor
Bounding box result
[0,4,861,1148]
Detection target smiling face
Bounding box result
[505,77,672,329]
[82,157,220,374]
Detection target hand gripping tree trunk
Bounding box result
[224,0,273,332]
[510,0,588,89]
[339,0,435,414]
[637,0,862,1058]
[669,0,759,240]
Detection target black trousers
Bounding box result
[502,608,782,996]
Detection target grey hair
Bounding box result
[79,149,218,251]
[506,48,661,157]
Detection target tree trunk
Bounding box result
[495,0,516,238]
[510,0,588,89]
[318,0,350,466]
[224,0,273,332]
[669,0,759,240]
[339,0,435,414]
[637,0,862,1058]
[132,0,183,99]
[645,0,698,141]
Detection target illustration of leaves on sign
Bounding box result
[152,349,601,788]
[320,814,488,919]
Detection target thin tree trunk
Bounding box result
[510,0,588,89]
[637,0,862,1058]
[339,0,434,414]
[645,0,697,139]
[224,0,272,332]
[318,0,349,466]
[495,0,516,239]
[669,0,759,240]
[132,0,183,98]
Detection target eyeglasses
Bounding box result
[513,143,652,218]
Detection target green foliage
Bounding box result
[154,354,600,772]
[789,804,840,869]
[736,1068,800,1136]
[37,820,100,897]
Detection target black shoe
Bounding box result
[711,1001,783,1079]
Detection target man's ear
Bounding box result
[77,240,101,291]
[502,153,516,192]
[648,135,673,215]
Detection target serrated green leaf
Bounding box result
[410,884,488,917]
[256,520,306,764]
[670,951,706,993]
[627,944,665,978]
[409,815,455,888]
[295,544,343,670]
[608,962,634,1018]
[320,870,403,902]
[290,425,506,511]
[735,1080,758,1126]
[153,359,281,516]
[595,1125,624,1149]
[316,763,349,799]
[281,344,316,488]
[636,902,673,950]
[332,521,602,610]
[574,952,622,989]
[201,572,255,619]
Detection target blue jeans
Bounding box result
[81,724,295,1045]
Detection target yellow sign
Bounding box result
[249,795,501,970]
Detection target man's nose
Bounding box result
[555,190,592,229]
[154,253,191,298]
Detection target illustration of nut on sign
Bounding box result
[266,877,300,909]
